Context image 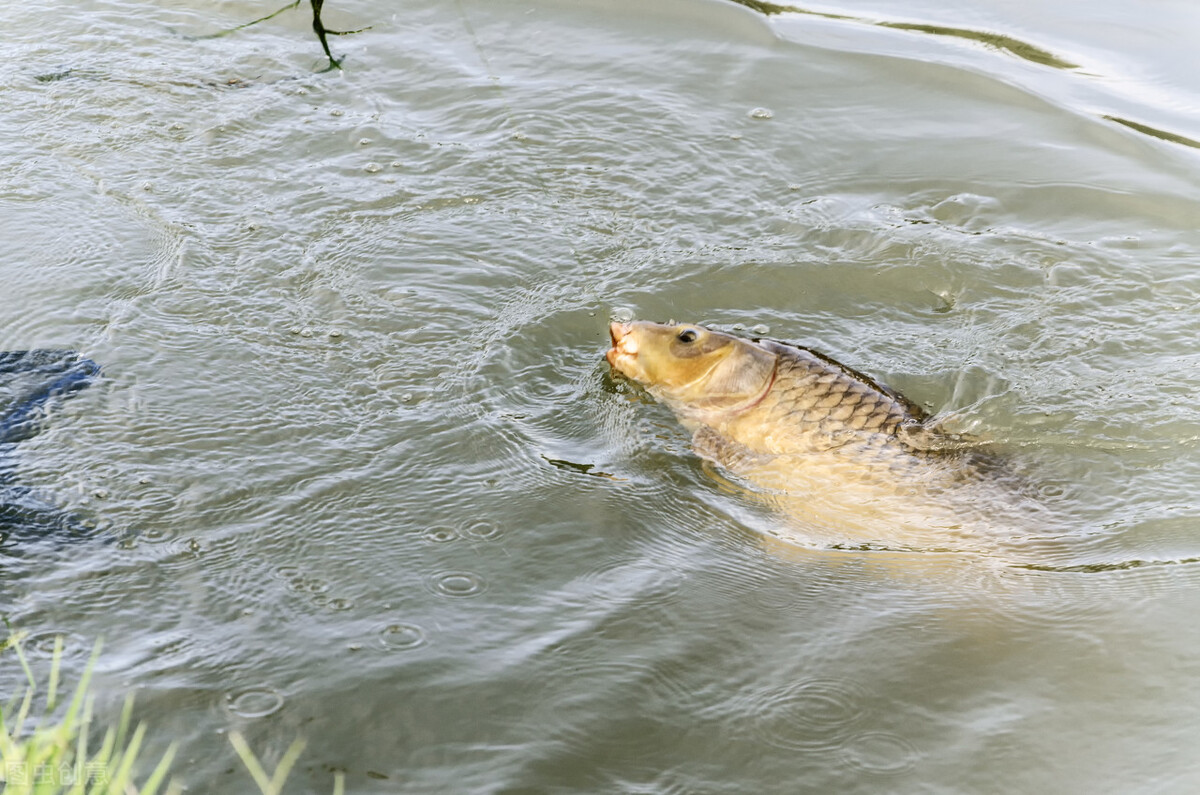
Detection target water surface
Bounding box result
[3,0,1200,791]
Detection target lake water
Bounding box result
[4,0,1200,791]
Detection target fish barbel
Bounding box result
[606,320,1011,549]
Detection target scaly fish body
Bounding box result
[606,320,1002,548]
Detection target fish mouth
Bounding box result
[605,321,639,376]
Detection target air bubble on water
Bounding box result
[142,526,173,543]
[463,520,501,540]
[330,109,344,117]
[751,324,770,335]
[430,571,486,598]
[391,161,403,168]
[363,162,383,173]
[299,328,314,338]
[611,307,634,322]
[328,329,343,338]
[378,623,426,650]
[422,526,457,543]
[25,631,83,656]
[358,138,372,146]
[748,107,774,120]
[225,687,285,719]
[1039,483,1065,498]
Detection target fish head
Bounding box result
[606,321,777,414]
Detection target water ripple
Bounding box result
[225,687,285,719]
[749,678,871,751]
[428,571,487,598]
[376,622,427,651]
[421,526,459,544]
[22,630,87,657]
[840,731,920,775]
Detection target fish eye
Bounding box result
[676,328,698,344]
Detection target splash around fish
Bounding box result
[604,320,1042,552]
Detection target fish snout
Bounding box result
[606,322,639,372]
[608,321,631,345]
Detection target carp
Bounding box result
[606,320,1028,551]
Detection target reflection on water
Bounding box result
[180,0,356,70]
[728,0,1079,69]
[3,0,1200,790]
[728,0,1200,153]
[1103,115,1200,150]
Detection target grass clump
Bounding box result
[0,634,177,794]
[0,632,345,794]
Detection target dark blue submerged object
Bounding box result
[0,350,102,543]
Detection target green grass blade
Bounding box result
[268,739,306,794]
[228,732,273,793]
[60,642,100,732]
[106,721,146,794]
[137,741,177,795]
[46,636,63,713]
[66,695,94,795]
[89,725,117,781]
[112,695,134,756]
[11,633,34,691]
[13,688,34,740]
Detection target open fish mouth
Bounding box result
[605,322,639,376]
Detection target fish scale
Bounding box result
[728,341,926,457]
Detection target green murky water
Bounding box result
[3,0,1200,791]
